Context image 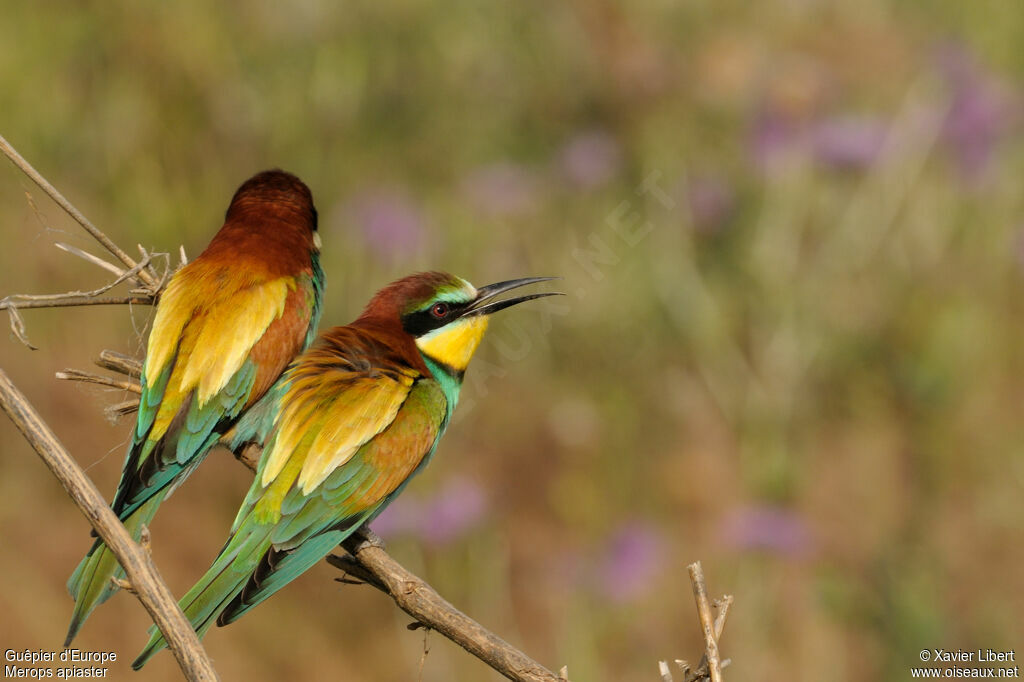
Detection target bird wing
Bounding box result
[249,339,422,524]
[270,376,446,544]
[112,259,316,517]
[218,377,447,626]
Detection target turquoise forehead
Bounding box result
[407,276,477,312]
[434,278,477,303]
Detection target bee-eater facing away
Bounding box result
[65,170,324,646]
[132,272,559,667]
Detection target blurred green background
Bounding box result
[2,1,1022,680]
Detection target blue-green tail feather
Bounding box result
[218,529,347,626]
[131,519,274,669]
[64,495,164,646]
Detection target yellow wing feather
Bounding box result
[260,369,416,495]
[179,280,291,403]
[143,264,293,443]
[298,375,414,493]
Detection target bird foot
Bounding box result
[139,524,152,556]
[112,576,136,595]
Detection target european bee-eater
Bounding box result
[132,272,558,667]
[66,170,324,645]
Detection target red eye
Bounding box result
[430,302,449,319]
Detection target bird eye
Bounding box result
[430,302,449,319]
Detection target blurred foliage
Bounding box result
[1,1,1022,681]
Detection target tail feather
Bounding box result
[132,524,274,670]
[64,495,163,646]
[218,530,346,626]
[65,541,124,647]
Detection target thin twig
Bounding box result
[417,628,431,682]
[687,562,723,682]
[0,134,160,289]
[679,592,736,681]
[55,242,132,278]
[712,596,733,640]
[2,252,155,309]
[0,369,219,682]
[105,398,140,420]
[0,254,156,350]
[55,368,141,394]
[2,294,154,348]
[0,294,154,311]
[96,349,142,378]
[5,304,36,349]
[662,585,734,682]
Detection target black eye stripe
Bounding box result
[402,301,469,337]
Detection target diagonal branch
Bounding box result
[330,533,563,682]
[0,369,219,682]
[0,135,160,290]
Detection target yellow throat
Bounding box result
[415,315,490,372]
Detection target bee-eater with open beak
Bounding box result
[132,272,559,667]
[65,170,324,645]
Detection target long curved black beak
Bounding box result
[463,277,563,317]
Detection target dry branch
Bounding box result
[55,368,141,394]
[689,562,723,682]
[0,369,219,681]
[659,564,733,682]
[1,294,154,310]
[330,535,563,682]
[97,349,142,378]
[0,134,160,290]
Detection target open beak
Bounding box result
[463,277,563,317]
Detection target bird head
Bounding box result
[222,169,321,252]
[359,272,560,377]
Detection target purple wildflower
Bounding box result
[812,116,887,170]
[686,174,736,234]
[748,106,805,173]
[461,163,541,217]
[419,477,489,546]
[719,504,812,557]
[558,130,623,190]
[370,477,489,545]
[936,43,1018,184]
[370,499,421,539]
[343,188,426,262]
[596,521,666,603]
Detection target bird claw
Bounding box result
[351,526,386,551]
[112,576,136,594]
[139,524,152,556]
